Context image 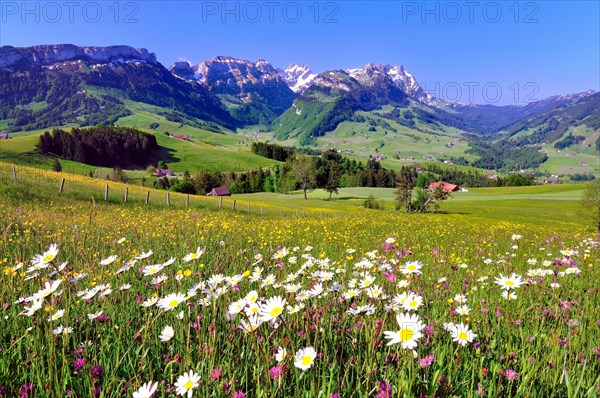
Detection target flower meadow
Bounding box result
[0,201,599,397]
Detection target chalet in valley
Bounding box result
[172,134,190,141]
[154,168,175,177]
[428,181,460,192]
[207,186,231,197]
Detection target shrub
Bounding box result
[170,181,196,195]
[363,194,383,210]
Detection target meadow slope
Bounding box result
[0,163,598,397]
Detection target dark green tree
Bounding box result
[579,179,600,233]
[52,158,62,172]
[290,155,317,200]
[324,161,341,200]
[396,166,416,212]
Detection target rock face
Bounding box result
[168,61,197,80]
[194,56,293,100]
[169,56,297,122]
[277,64,317,93]
[308,70,363,94]
[347,63,440,105]
[0,44,157,69]
[0,44,236,131]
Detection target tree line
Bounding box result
[38,125,159,168]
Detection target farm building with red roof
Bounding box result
[428,181,460,192]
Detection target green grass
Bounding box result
[538,126,600,176]
[0,161,598,397]
[0,102,280,175]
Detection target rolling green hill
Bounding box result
[0,100,280,177]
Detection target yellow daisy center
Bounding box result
[399,328,414,341]
[270,307,282,317]
[407,265,415,271]
[409,301,417,307]
[190,253,199,259]
[301,356,312,366]
[43,254,54,262]
[184,380,194,390]
[169,299,179,308]
[458,332,468,340]
[505,280,514,286]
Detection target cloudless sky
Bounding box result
[1,0,598,105]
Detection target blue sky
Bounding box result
[1,1,598,105]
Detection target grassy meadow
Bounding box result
[0,162,599,397]
[0,101,279,178]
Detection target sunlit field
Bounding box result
[0,173,599,397]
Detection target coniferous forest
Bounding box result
[38,126,159,168]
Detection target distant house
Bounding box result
[155,168,175,177]
[542,178,561,184]
[485,174,499,180]
[428,181,460,192]
[207,186,231,197]
[0,133,10,139]
[173,134,190,141]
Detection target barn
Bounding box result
[428,181,460,192]
[207,186,231,197]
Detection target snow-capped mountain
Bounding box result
[0,44,237,130]
[276,64,317,93]
[169,56,296,124]
[347,63,442,105]
[169,56,292,97]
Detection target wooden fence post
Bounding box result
[104,184,109,201]
[232,200,236,210]
[124,187,128,203]
[186,194,189,209]
[261,207,263,215]
[247,202,250,213]
[58,178,65,194]
[145,191,150,205]
[12,166,17,183]
[296,208,299,216]
[167,192,171,208]
[219,197,223,209]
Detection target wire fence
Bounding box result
[0,164,341,218]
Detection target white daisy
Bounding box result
[294,346,317,370]
[174,370,200,397]
[183,248,205,262]
[159,325,175,342]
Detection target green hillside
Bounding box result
[0,101,279,177]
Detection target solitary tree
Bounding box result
[579,179,600,233]
[111,166,128,183]
[52,158,62,172]
[412,185,451,213]
[291,155,317,200]
[324,161,341,200]
[395,166,415,212]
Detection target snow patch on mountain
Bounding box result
[277,64,317,93]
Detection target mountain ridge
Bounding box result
[1,44,598,174]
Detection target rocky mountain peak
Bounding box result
[277,64,317,93]
[0,44,157,69]
[346,63,443,105]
